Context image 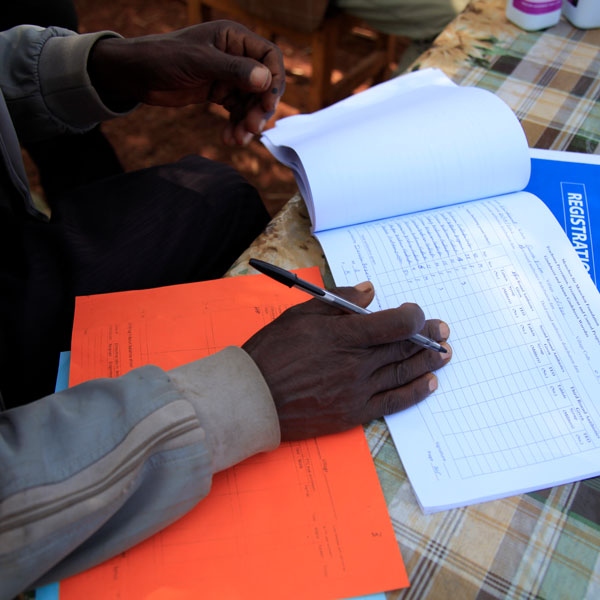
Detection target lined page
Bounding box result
[317,192,600,512]
[262,69,530,232]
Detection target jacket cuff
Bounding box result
[38,31,135,129]
[168,347,281,473]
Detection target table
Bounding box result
[227,1,600,597]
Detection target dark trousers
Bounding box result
[0,156,269,409]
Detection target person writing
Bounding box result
[0,21,452,599]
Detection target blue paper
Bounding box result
[54,351,71,393]
[33,354,70,599]
[525,152,599,287]
[35,582,59,600]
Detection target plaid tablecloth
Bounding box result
[229,2,600,598]
[416,0,600,155]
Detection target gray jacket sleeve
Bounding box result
[0,347,280,600]
[0,25,133,143]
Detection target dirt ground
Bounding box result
[23,0,402,216]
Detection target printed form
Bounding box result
[64,269,407,599]
[317,192,600,512]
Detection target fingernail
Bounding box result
[242,131,253,146]
[428,376,438,392]
[439,322,450,340]
[355,281,373,293]
[250,66,270,89]
[258,119,266,132]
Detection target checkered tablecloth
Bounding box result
[379,4,600,598]
[230,2,600,598]
[416,0,600,154]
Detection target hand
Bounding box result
[243,282,452,441]
[88,21,285,145]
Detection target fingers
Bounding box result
[293,290,437,350]
[236,101,270,143]
[222,97,266,145]
[371,343,452,394]
[215,22,285,107]
[365,373,439,420]
[257,47,286,114]
[219,84,274,145]
[361,324,452,421]
[209,54,273,93]
[346,302,427,347]
[372,318,451,365]
[207,21,284,145]
[211,21,285,98]
[425,319,451,342]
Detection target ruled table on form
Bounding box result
[317,192,600,511]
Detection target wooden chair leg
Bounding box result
[188,1,213,24]
[386,35,397,66]
[372,34,396,83]
[199,2,212,22]
[188,0,200,24]
[309,18,338,112]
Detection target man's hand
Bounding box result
[243,282,452,441]
[88,21,285,146]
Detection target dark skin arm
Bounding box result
[87,20,285,146]
[87,25,452,441]
[243,282,452,441]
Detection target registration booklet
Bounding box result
[262,68,600,513]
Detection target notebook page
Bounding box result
[262,68,455,227]
[263,76,529,233]
[310,85,529,232]
[265,68,456,143]
[317,192,600,512]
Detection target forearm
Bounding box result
[0,347,279,598]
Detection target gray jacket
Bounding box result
[0,26,279,600]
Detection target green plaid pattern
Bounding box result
[378,13,600,599]
[453,22,600,153]
[365,417,600,599]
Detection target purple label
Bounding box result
[513,0,562,13]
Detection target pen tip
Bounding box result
[439,346,448,354]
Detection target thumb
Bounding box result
[293,281,375,315]
[208,51,272,92]
[248,64,273,91]
[331,281,375,309]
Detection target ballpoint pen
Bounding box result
[249,258,448,354]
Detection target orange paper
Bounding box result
[63,269,408,599]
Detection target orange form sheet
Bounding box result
[63,268,408,600]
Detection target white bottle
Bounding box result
[562,0,600,29]
[506,0,562,30]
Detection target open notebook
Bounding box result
[262,69,600,513]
